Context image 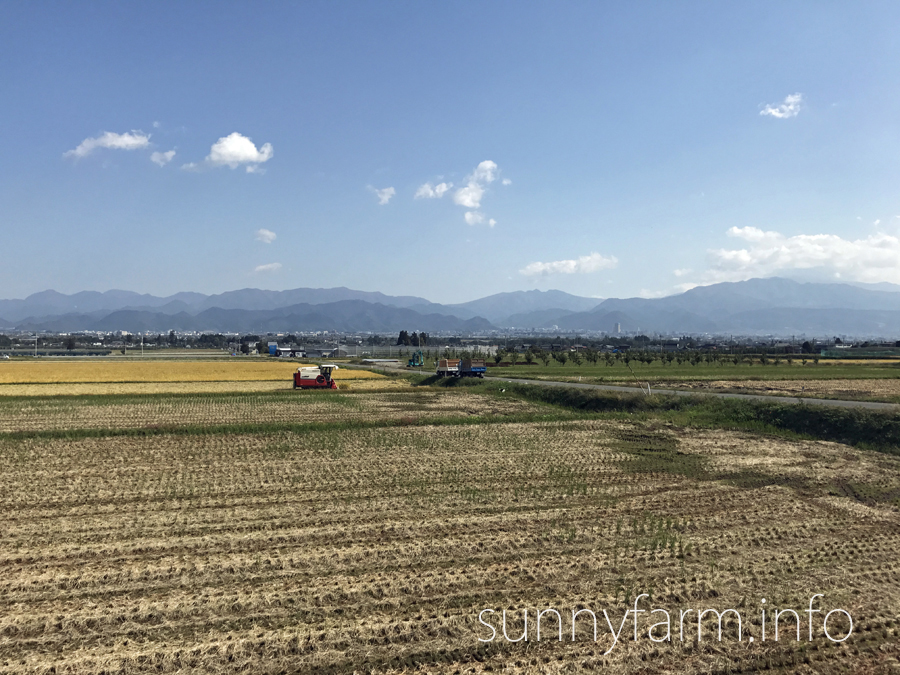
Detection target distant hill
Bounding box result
[5,278,900,336]
[725,308,900,335]
[848,281,900,293]
[0,286,598,329]
[670,278,900,313]
[449,290,601,324]
[0,290,191,322]
[15,300,495,334]
[539,278,900,335]
[0,287,459,323]
[503,308,577,328]
[554,307,717,334]
[190,287,435,312]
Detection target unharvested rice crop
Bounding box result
[0,360,384,384]
[0,380,295,396]
[0,378,412,397]
[1,393,898,673]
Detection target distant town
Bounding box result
[2,328,898,360]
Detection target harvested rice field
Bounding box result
[1,377,898,673]
[658,378,900,403]
[487,360,900,390]
[0,390,548,433]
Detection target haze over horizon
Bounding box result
[4,3,900,304]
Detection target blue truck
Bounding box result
[458,358,486,378]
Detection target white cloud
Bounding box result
[454,160,499,208]
[150,150,176,167]
[420,159,505,223]
[255,228,276,244]
[152,121,161,128]
[520,252,618,277]
[502,178,512,186]
[369,186,395,205]
[206,132,273,170]
[673,268,692,277]
[760,93,803,119]
[181,162,200,171]
[415,182,453,199]
[468,160,498,184]
[693,226,900,284]
[464,211,484,225]
[453,182,485,209]
[254,262,282,273]
[460,214,496,227]
[673,282,699,293]
[64,131,151,158]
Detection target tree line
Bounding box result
[396,331,428,346]
[425,346,826,367]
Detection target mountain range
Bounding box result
[2,278,900,336]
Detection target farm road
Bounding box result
[351,363,900,412]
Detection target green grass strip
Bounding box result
[491,381,900,454]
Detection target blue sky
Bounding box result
[3,2,900,303]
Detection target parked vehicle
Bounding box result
[407,350,424,368]
[435,358,460,377]
[458,358,486,378]
[293,364,339,389]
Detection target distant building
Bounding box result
[614,322,622,334]
[276,346,306,358]
[773,342,797,354]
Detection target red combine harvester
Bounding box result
[293,364,339,389]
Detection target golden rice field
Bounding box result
[0,377,412,397]
[1,380,899,674]
[0,360,384,384]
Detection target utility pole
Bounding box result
[34,335,37,357]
